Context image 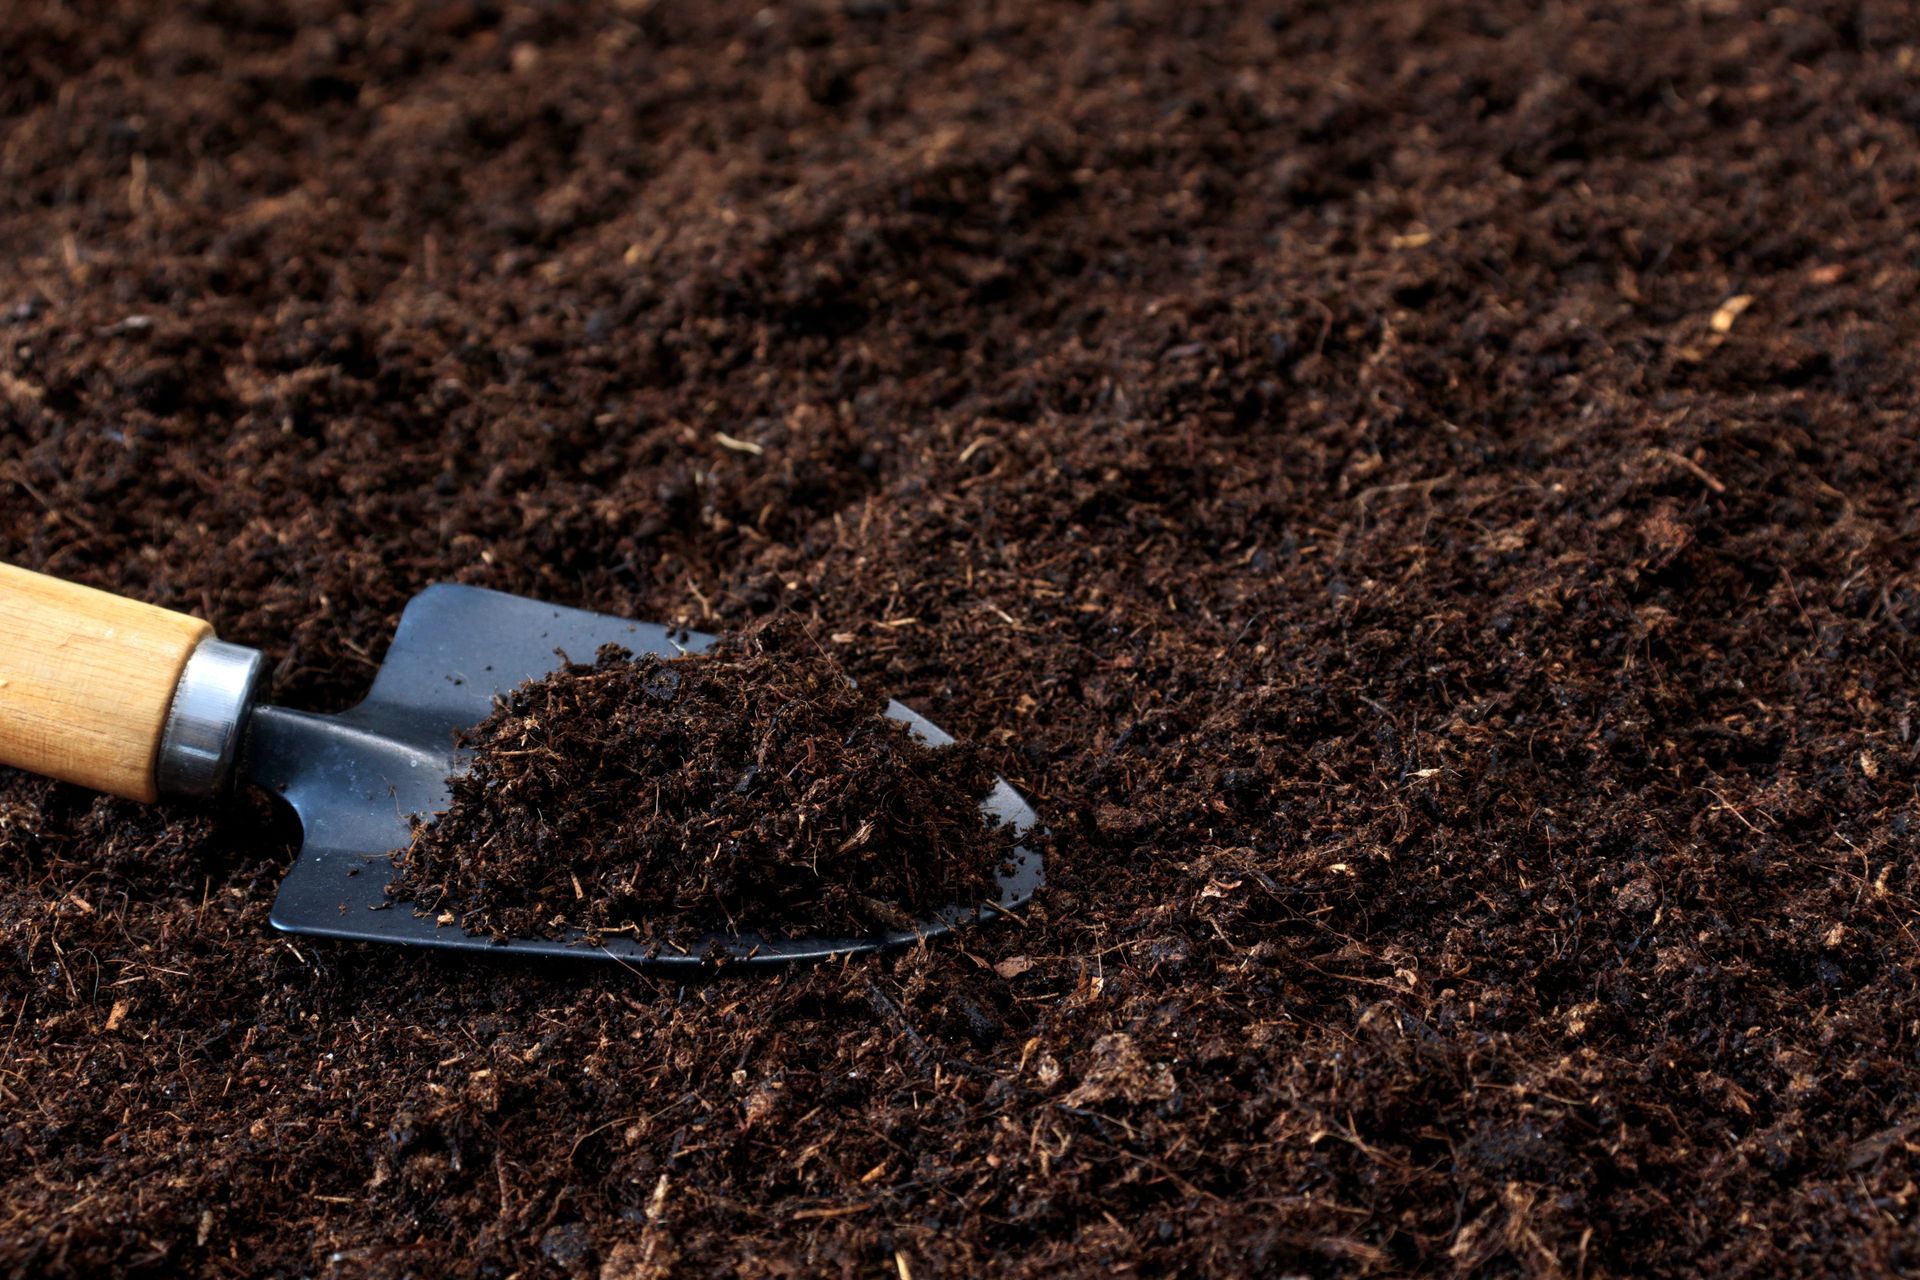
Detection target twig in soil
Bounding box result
[0,463,103,538]
[1642,447,1728,494]
[1698,785,1770,832]
[1354,472,1454,510]
[790,1203,873,1221]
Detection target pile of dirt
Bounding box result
[4,1,1919,1277]
[388,628,1010,944]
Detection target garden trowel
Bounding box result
[0,563,1042,965]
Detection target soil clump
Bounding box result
[388,628,1010,944]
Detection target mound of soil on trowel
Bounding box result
[387,624,1012,944]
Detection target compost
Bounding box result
[388,629,1010,944]
[4,1,1919,1276]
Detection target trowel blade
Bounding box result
[254,585,1042,966]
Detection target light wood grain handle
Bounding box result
[0,562,215,802]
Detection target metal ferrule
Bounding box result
[156,638,266,799]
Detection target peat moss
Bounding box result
[387,626,1011,943]
[7,2,1920,1276]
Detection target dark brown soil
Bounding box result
[387,629,1010,944]
[4,1,1920,1276]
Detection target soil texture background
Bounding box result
[4,1,1920,1276]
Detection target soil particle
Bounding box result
[538,1223,594,1276]
[387,626,1010,943]
[1060,1033,1177,1109]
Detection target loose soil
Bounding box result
[387,629,1010,944]
[4,2,1919,1277]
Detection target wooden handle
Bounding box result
[0,563,212,802]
